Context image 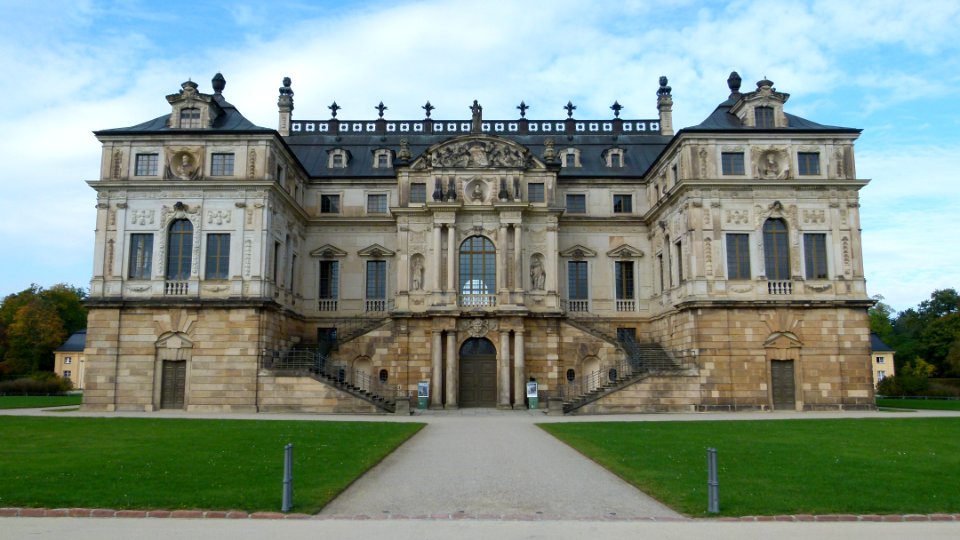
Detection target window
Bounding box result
[276,165,285,183]
[528,183,545,203]
[616,327,636,342]
[615,261,635,300]
[567,261,588,300]
[367,193,387,213]
[129,233,154,279]
[613,194,633,214]
[179,108,201,128]
[272,241,281,282]
[65,357,72,364]
[675,241,683,283]
[726,233,751,280]
[566,369,576,382]
[722,152,745,175]
[763,218,790,280]
[165,220,193,280]
[205,233,230,279]
[755,106,774,128]
[135,154,158,176]
[320,194,340,214]
[332,154,344,167]
[798,152,820,175]
[366,261,387,300]
[410,183,426,203]
[377,153,389,168]
[329,149,349,168]
[318,261,339,300]
[804,233,828,279]
[878,370,886,381]
[459,236,496,300]
[876,356,884,364]
[611,153,622,167]
[657,253,665,292]
[561,148,581,167]
[64,370,72,378]
[379,369,388,383]
[566,194,586,213]
[210,153,234,176]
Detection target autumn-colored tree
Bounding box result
[0,283,87,379]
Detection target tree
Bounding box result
[868,294,895,343]
[0,283,87,379]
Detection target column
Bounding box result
[433,224,443,291]
[498,224,508,290]
[546,223,558,292]
[431,330,443,408]
[445,331,458,408]
[513,329,525,409]
[513,226,523,290]
[447,225,456,292]
[498,331,511,408]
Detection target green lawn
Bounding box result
[541,418,960,516]
[0,395,82,409]
[876,398,960,411]
[0,417,423,513]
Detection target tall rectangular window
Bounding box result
[755,106,774,128]
[615,261,635,300]
[798,152,821,175]
[721,152,745,175]
[613,194,633,213]
[366,261,387,299]
[204,234,230,279]
[566,194,586,213]
[567,261,588,300]
[657,253,664,292]
[528,183,545,203]
[211,153,234,176]
[675,241,683,283]
[804,233,828,279]
[320,194,340,214]
[367,193,387,213]
[409,183,426,203]
[166,220,193,280]
[318,261,339,299]
[763,219,790,280]
[726,233,751,279]
[135,154,159,176]
[128,233,153,279]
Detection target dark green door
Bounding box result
[161,360,186,409]
[771,360,795,410]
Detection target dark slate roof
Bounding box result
[95,95,271,135]
[870,333,895,352]
[55,330,86,353]
[285,124,671,179]
[683,96,860,134]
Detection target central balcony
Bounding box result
[458,294,498,307]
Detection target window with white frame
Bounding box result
[560,148,581,167]
[374,149,392,169]
[320,194,340,214]
[210,153,234,176]
[798,152,821,175]
[129,233,154,279]
[204,233,230,280]
[803,233,828,279]
[367,193,387,214]
[528,183,545,203]
[135,153,159,176]
[328,149,349,168]
[409,183,426,203]
[726,233,751,280]
[613,194,632,214]
[65,357,72,364]
[615,261,635,300]
[566,194,586,213]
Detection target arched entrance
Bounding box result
[459,337,497,407]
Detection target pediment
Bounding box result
[606,244,645,258]
[156,331,194,350]
[412,135,545,170]
[358,243,396,257]
[309,244,348,258]
[764,331,803,349]
[559,244,597,258]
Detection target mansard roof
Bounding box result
[684,101,859,133]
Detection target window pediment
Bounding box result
[309,244,347,258]
[358,243,396,257]
[730,78,790,128]
[559,244,597,259]
[764,331,802,349]
[606,244,644,258]
[165,81,222,129]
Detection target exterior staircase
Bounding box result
[560,317,686,413]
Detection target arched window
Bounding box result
[566,369,576,382]
[166,219,193,279]
[763,218,790,280]
[459,236,496,304]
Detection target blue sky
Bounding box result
[0,0,958,313]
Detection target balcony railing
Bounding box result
[317,299,338,311]
[616,299,636,312]
[365,299,388,313]
[458,294,497,307]
[164,281,189,296]
[767,280,793,295]
[561,299,590,312]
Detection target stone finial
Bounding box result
[657,76,672,98]
[277,77,294,136]
[398,137,411,161]
[610,101,623,118]
[279,77,293,96]
[564,101,576,118]
[328,101,341,118]
[727,71,742,97]
[181,80,199,96]
[212,73,226,94]
[376,101,388,119]
[657,76,674,137]
[543,138,556,162]
[517,101,529,118]
[757,77,774,90]
[422,101,435,118]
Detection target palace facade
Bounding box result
[81,72,875,413]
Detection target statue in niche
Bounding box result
[411,257,424,290]
[472,182,484,202]
[530,255,545,290]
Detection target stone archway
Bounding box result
[459,337,497,407]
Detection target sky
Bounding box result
[0,0,958,313]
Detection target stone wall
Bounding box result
[257,374,381,414]
[574,370,701,414]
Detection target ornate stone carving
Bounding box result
[755,147,790,179]
[247,149,256,178]
[726,209,749,225]
[105,239,114,277]
[530,254,545,291]
[459,317,497,338]
[834,147,845,178]
[203,284,229,293]
[802,209,826,224]
[112,149,122,179]
[425,139,528,168]
[729,284,753,293]
[543,138,556,161]
[704,237,713,277]
[126,284,151,292]
[207,210,232,225]
[410,254,425,291]
[130,209,155,226]
[164,148,203,180]
[805,283,833,292]
[243,239,252,276]
[842,236,851,276]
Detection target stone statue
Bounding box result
[411,257,424,290]
[470,100,482,132]
[530,256,545,290]
[472,182,484,201]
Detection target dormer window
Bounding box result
[328,149,349,169]
[179,108,201,128]
[755,106,774,128]
[560,148,581,168]
[373,149,393,169]
[604,148,624,168]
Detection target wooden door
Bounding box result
[771,360,796,410]
[160,360,186,409]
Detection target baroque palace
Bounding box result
[82,72,875,413]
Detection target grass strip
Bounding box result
[0,417,423,513]
[0,395,83,409]
[540,418,960,516]
[876,398,960,411]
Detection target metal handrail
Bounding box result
[261,347,401,404]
